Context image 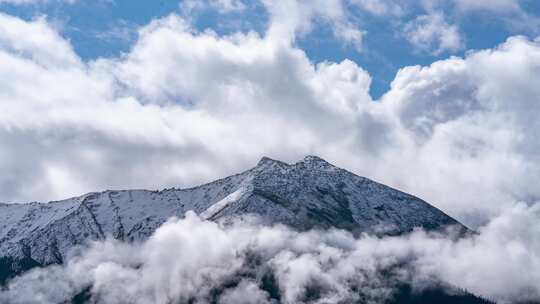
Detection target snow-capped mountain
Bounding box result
[0,156,465,281]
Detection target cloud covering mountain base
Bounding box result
[1,203,539,304]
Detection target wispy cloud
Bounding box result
[404,12,464,55]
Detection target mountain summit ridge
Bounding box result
[0,156,465,282]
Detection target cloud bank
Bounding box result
[2,203,540,304]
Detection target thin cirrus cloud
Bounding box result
[453,0,522,12]
[181,0,247,14]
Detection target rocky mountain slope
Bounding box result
[0,156,466,282]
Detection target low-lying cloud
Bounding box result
[2,203,539,304]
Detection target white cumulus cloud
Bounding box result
[0,10,539,229]
[404,12,464,55]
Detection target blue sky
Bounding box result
[2,0,539,98]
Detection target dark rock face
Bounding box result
[0,256,40,285]
[390,284,494,304]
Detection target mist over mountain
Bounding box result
[4,156,537,303]
[0,156,464,275]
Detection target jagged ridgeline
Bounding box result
[1,156,486,303]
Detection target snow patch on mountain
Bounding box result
[201,188,249,220]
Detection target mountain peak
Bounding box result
[0,155,467,280]
[302,155,328,163]
[255,156,288,168]
[255,155,335,172]
[297,155,335,169]
[257,156,277,165]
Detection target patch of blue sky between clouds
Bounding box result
[1,0,539,99]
